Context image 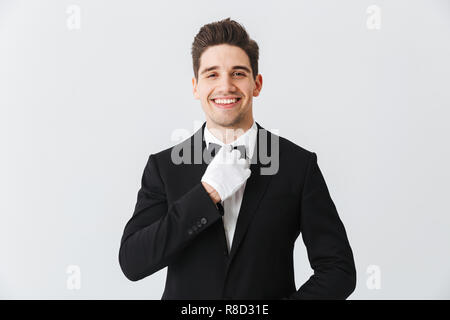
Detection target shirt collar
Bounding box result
[203,121,257,160]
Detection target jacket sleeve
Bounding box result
[288,152,357,299]
[119,154,223,281]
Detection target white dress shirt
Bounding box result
[203,121,258,252]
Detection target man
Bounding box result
[119,18,356,299]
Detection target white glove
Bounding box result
[201,145,251,201]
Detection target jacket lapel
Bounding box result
[228,122,276,262]
[188,122,208,178]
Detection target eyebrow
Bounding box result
[200,65,251,75]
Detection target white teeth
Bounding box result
[213,98,238,104]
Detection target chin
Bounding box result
[211,115,244,128]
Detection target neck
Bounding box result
[206,117,254,144]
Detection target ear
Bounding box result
[253,74,263,97]
[192,77,200,100]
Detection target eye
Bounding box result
[233,72,246,77]
[207,73,216,78]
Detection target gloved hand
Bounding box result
[201,145,251,201]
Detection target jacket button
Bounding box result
[201,217,207,225]
[192,225,198,232]
[188,229,193,236]
[197,221,202,228]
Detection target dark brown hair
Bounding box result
[191,18,259,81]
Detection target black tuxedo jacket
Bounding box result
[119,122,356,299]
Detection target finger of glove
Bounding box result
[243,168,251,179]
[236,157,249,166]
[229,149,242,161]
[211,146,230,164]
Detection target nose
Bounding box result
[217,73,237,93]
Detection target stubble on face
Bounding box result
[207,105,248,128]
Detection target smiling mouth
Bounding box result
[210,97,242,109]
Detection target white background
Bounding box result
[1,0,449,299]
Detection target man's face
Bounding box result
[192,44,262,129]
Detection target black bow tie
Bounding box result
[207,142,247,159]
